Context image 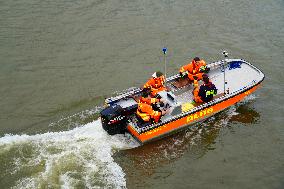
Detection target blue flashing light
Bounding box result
[162,47,167,54]
[229,61,242,70]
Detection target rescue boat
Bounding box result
[100,55,265,145]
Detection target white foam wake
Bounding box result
[0,119,138,188]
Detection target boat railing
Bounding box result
[136,70,264,134]
[108,58,265,134]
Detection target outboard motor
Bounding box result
[100,105,128,135]
[101,97,138,135]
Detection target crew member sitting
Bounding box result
[143,71,167,97]
[138,89,161,105]
[179,57,209,81]
[193,74,217,103]
[136,91,167,123]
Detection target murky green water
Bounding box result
[0,0,283,188]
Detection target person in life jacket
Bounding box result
[138,89,161,105]
[193,74,217,103]
[143,71,167,97]
[179,57,209,81]
[136,90,167,123]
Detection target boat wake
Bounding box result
[0,95,258,188]
[0,119,138,189]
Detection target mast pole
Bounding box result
[222,51,228,95]
[162,47,167,82]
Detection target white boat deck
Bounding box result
[106,59,264,128]
[160,59,264,121]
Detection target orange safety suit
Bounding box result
[193,80,203,103]
[143,75,166,96]
[180,59,207,81]
[136,102,161,123]
[139,96,160,105]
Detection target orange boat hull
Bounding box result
[127,84,261,144]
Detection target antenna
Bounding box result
[222,51,229,95]
[162,47,167,80]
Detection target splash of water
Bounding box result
[0,119,138,188]
[48,106,104,129]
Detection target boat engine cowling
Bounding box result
[100,105,128,135]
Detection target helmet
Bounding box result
[152,71,163,78]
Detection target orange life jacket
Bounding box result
[136,102,161,122]
[143,75,166,96]
[139,96,160,105]
[180,60,207,75]
[193,88,203,103]
[143,76,165,90]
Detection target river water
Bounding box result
[0,0,283,188]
